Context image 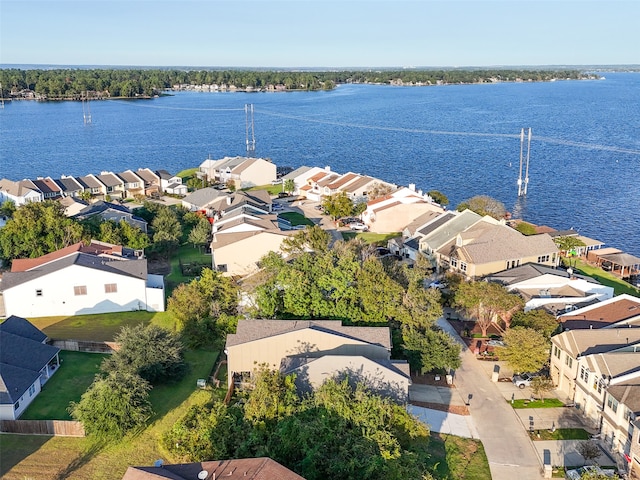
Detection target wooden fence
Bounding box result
[0,420,85,437]
[50,339,118,353]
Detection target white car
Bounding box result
[349,222,368,231]
[428,281,447,289]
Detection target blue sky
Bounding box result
[1,0,638,68]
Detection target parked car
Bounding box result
[272,203,284,211]
[271,178,283,185]
[277,192,290,198]
[349,222,368,231]
[428,281,448,289]
[512,372,537,389]
[486,339,506,347]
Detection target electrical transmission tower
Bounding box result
[245,104,255,155]
[517,127,532,196]
[82,91,92,125]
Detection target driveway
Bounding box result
[532,440,617,469]
[408,405,479,439]
[438,317,545,480]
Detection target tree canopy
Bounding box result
[497,327,549,373]
[456,195,506,220]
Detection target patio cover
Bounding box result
[599,252,640,277]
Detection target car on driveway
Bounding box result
[349,222,368,231]
[512,372,537,389]
[428,281,448,289]
[487,339,506,347]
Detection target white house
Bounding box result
[0,316,61,420]
[0,178,43,206]
[157,170,188,196]
[0,241,164,318]
[199,156,277,189]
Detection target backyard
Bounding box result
[565,257,640,297]
[277,211,315,227]
[426,433,492,480]
[341,231,401,244]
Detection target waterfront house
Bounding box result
[72,200,148,232]
[29,177,63,199]
[220,190,272,217]
[557,294,640,331]
[549,229,606,257]
[0,241,164,318]
[199,156,277,189]
[225,319,409,402]
[53,175,85,198]
[0,316,61,420]
[0,178,43,206]
[76,174,106,197]
[281,165,331,196]
[181,187,227,215]
[116,170,145,198]
[134,168,162,196]
[96,172,126,199]
[156,169,188,196]
[485,263,614,314]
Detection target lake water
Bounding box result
[1,73,639,255]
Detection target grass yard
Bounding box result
[246,183,285,196]
[425,433,492,480]
[0,348,222,480]
[565,258,640,297]
[530,428,590,441]
[165,243,211,290]
[510,398,565,409]
[21,351,107,420]
[341,231,401,245]
[28,311,177,342]
[176,167,198,179]
[278,211,314,226]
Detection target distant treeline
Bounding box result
[0,68,591,99]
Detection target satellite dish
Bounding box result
[198,471,209,480]
[154,459,164,468]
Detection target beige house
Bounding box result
[211,229,291,276]
[225,319,408,402]
[200,156,276,189]
[437,221,559,279]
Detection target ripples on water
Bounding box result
[1,73,639,254]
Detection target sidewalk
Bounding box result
[408,404,479,439]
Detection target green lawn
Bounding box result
[564,258,640,297]
[341,231,401,245]
[278,211,314,226]
[426,433,492,480]
[510,398,565,408]
[246,183,285,196]
[166,243,211,290]
[28,311,177,342]
[176,167,198,179]
[21,351,107,420]
[0,348,223,480]
[530,428,590,441]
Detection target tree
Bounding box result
[0,200,84,261]
[497,327,549,373]
[402,327,461,374]
[69,370,153,439]
[512,309,559,338]
[457,195,506,220]
[280,225,331,256]
[367,182,395,201]
[554,235,586,256]
[225,179,236,192]
[322,192,354,221]
[530,375,555,402]
[242,367,299,423]
[577,440,602,466]
[187,216,211,248]
[0,199,16,218]
[427,190,449,206]
[118,219,150,250]
[284,178,295,194]
[514,221,537,236]
[101,324,187,384]
[151,205,182,256]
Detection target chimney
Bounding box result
[325,165,331,172]
[408,183,416,192]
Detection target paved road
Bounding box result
[438,317,545,480]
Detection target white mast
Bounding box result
[517,128,524,196]
[523,127,532,195]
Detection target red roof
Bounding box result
[11,241,124,272]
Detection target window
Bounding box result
[607,394,619,413]
[580,366,589,384]
[217,264,228,273]
[104,283,117,293]
[554,346,561,359]
[74,285,87,296]
[538,255,550,263]
[564,355,572,368]
[14,400,19,410]
[28,384,36,397]
[450,257,458,268]
[36,289,43,297]
[460,262,467,272]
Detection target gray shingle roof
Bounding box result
[182,187,225,208]
[0,315,47,343]
[226,319,391,349]
[486,263,599,286]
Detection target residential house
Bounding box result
[551,327,640,472]
[557,294,640,331]
[122,458,306,480]
[281,166,331,196]
[181,187,227,215]
[436,220,559,279]
[342,176,394,202]
[387,211,447,260]
[361,186,444,234]
[72,200,148,232]
[29,177,62,199]
[58,196,90,217]
[54,175,85,198]
[0,178,43,206]
[0,241,164,318]
[95,172,126,199]
[199,156,277,189]
[0,316,61,420]
[485,263,614,314]
[219,190,272,217]
[76,174,107,197]
[116,170,145,198]
[134,168,161,196]
[156,170,188,196]
[225,319,410,402]
[299,170,340,202]
[549,229,606,257]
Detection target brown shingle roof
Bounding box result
[560,295,640,325]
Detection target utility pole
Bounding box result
[245,103,255,156]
